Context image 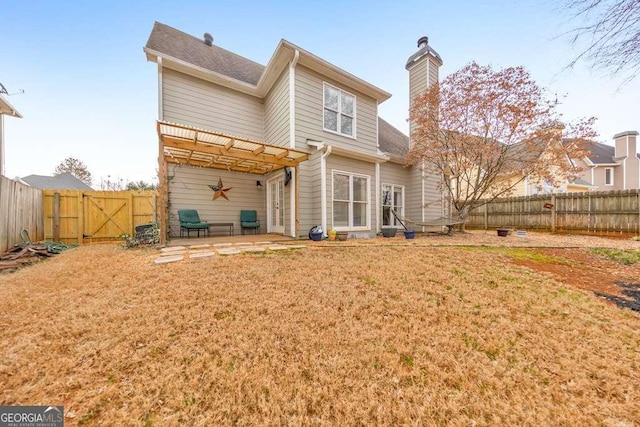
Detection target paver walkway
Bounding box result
[154,241,307,264]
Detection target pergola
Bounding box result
[156,121,309,243]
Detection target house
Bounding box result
[0,94,22,177]
[18,172,93,190]
[144,23,446,242]
[571,131,640,191]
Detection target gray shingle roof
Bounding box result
[378,118,409,157]
[20,173,93,190]
[586,141,615,164]
[145,22,265,86]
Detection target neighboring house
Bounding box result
[571,131,640,191]
[19,172,93,190]
[144,23,446,241]
[0,94,22,177]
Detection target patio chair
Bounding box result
[240,210,260,235]
[177,209,210,238]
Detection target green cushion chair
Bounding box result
[240,210,260,235]
[177,209,210,238]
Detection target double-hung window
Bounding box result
[332,171,369,230]
[323,83,355,137]
[382,184,404,227]
[604,167,614,186]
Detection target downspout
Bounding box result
[320,145,332,234]
[289,49,299,237]
[421,159,426,222]
[157,57,163,120]
[0,114,4,177]
[375,162,380,232]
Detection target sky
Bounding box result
[2,0,638,188]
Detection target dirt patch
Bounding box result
[508,247,640,311]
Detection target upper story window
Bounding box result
[605,167,614,186]
[323,83,355,137]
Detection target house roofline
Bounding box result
[145,37,393,103]
[0,95,22,118]
[613,130,638,139]
[277,40,392,103]
[144,47,260,97]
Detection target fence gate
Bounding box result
[43,190,157,244]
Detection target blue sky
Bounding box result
[2,0,638,187]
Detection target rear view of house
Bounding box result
[144,23,446,242]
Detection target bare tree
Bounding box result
[408,62,597,222]
[54,157,93,187]
[562,0,640,80]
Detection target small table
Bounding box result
[208,222,234,236]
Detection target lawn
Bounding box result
[1,242,639,425]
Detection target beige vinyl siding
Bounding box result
[167,164,265,237]
[326,154,376,230]
[295,66,378,155]
[264,67,290,146]
[297,153,322,235]
[409,59,429,101]
[162,68,264,141]
[428,57,439,88]
[627,154,640,189]
[404,163,445,226]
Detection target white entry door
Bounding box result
[267,177,285,233]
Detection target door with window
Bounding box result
[267,177,285,233]
[381,184,404,227]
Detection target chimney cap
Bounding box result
[204,32,213,46]
[417,36,429,48]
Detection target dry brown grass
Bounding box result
[1,242,639,426]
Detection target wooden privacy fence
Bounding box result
[467,190,640,235]
[0,175,44,252]
[43,190,158,244]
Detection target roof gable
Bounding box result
[145,22,265,86]
[144,22,391,102]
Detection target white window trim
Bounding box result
[381,183,405,228]
[604,167,614,186]
[323,82,357,139]
[331,169,370,231]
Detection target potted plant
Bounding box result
[404,230,416,239]
[336,231,348,241]
[328,228,337,240]
[381,227,397,238]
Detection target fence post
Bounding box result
[53,192,60,242]
[551,194,557,233]
[484,203,488,230]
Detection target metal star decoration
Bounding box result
[208,178,233,201]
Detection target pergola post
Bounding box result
[158,138,169,245]
[295,166,300,238]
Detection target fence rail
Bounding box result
[467,190,640,235]
[0,176,44,252]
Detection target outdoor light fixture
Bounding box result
[256,180,262,188]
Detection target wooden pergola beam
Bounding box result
[164,156,281,174]
[162,136,302,168]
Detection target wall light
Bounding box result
[256,180,262,188]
